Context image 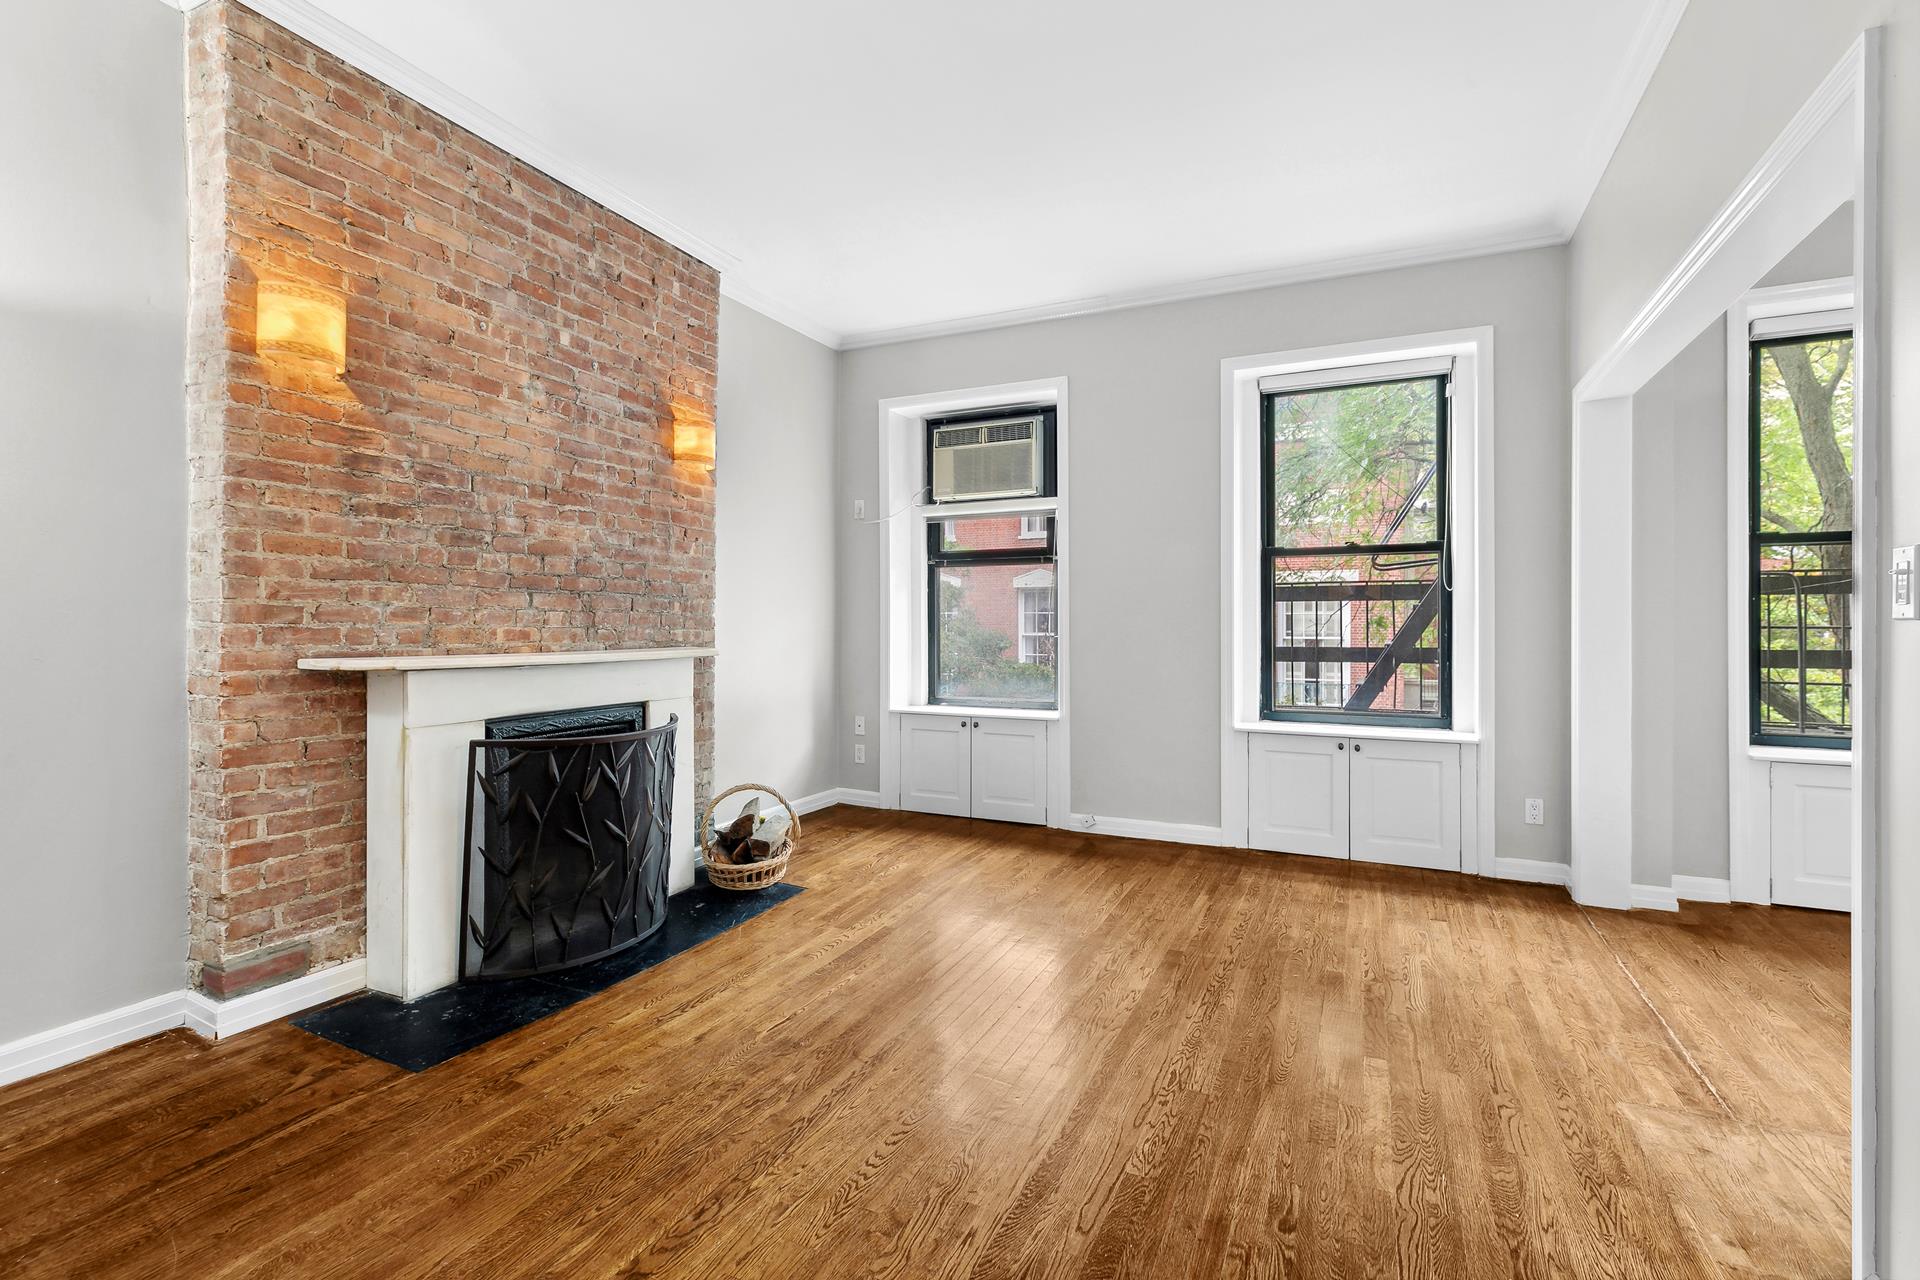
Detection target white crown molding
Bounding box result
[234,0,741,277]
[157,0,216,10]
[0,959,366,1087]
[836,226,1566,351]
[1556,0,1693,234]
[718,278,843,350]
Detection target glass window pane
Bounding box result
[1755,334,1854,535]
[1756,541,1852,739]
[1269,552,1443,718]
[1268,377,1442,549]
[936,514,1052,554]
[934,562,1057,707]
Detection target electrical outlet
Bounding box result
[1525,798,1545,826]
[853,498,866,520]
[853,715,866,736]
[853,744,866,765]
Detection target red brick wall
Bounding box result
[183,2,717,995]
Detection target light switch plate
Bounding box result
[853,715,866,736]
[853,744,866,765]
[1893,545,1916,619]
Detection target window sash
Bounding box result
[1259,374,1452,727]
[1747,331,1854,748]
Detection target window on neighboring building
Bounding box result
[1261,372,1450,726]
[1016,576,1057,666]
[1750,327,1854,747]
[928,515,1057,708]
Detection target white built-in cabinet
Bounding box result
[1248,733,1462,871]
[1768,762,1852,911]
[899,713,1049,825]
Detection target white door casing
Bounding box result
[1248,733,1349,859]
[970,718,1049,825]
[1348,738,1462,871]
[1769,762,1852,911]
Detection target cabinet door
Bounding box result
[1348,738,1460,871]
[1248,734,1349,859]
[971,717,1049,825]
[1769,762,1851,912]
[899,714,970,817]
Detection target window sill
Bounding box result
[1747,745,1852,765]
[894,705,1061,722]
[1233,720,1480,744]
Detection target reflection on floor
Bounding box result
[0,808,1848,1279]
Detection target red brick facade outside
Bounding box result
[183,2,717,994]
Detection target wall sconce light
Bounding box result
[672,408,715,470]
[256,280,348,374]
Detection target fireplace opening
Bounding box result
[461,705,677,982]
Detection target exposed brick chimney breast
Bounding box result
[183,1,717,994]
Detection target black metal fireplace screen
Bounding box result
[459,712,678,981]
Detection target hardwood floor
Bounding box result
[0,809,1848,1279]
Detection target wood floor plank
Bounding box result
[0,809,1849,1279]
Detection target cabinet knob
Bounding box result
[1353,742,1362,752]
[1337,742,1344,750]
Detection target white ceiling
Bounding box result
[261,0,1687,348]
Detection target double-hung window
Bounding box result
[1260,369,1450,727]
[1749,326,1854,747]
[928,515,1057,708]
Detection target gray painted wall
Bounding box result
[836,247,1573,864]
[1630,319,1727,889]
[1571,1,1915,1266]
[0,0,189,1041]
[714,298,840,805]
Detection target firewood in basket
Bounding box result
[743,811,791,862]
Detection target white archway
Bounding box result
[1567,33,1881,1277]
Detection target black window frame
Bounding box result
[1259,373,1453,729]
[926,515,1058,710]
[1748,327,1854,750]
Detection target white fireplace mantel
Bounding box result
[300,647,714,1000]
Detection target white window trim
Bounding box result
[874,377,1071,824]
[1724,279,1855,906]
[1219,328,1494,869]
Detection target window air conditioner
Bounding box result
[929,414,1045,502]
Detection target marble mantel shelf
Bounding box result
[297,647,716,674]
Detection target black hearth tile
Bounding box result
[291,872,804,1071]
[537,876,805,994]
[294,978,579,1072]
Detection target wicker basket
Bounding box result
[700,783,799,891]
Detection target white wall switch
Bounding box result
[853,498,866,520]
[1525,798,1545,826]
[853,744,866,765]
[853,715,866,736]
[1893,545,1915,619]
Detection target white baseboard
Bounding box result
[1673,875,1732,903]
[184,958,368,1040]
[0,991,190,1088]
[1486,855,1573,886]
[791,787,883,813]
[1062,812,1224,847]
[1631,882,1681,912]
[0,959,367,1088]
